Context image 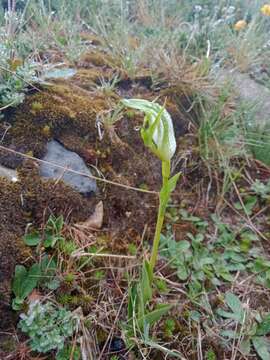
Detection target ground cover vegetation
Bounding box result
[0,0,270,359]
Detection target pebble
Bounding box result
[40,140,97,195]
[0,164,18,182]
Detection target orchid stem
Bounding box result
[149,160,170,276]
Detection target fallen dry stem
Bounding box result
[71,251,136,260]
[0,144,158,195]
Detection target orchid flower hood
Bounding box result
[121,98,176,162]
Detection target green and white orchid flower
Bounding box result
[121,98,176,163]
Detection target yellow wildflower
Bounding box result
[234,20,247,31]
[261,4,270,16]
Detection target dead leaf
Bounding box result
[76,201,103,230]
[28,289,42,303]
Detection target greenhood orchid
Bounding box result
[122,98,181,336]
[121,98,176,163]
[121,98,180,273]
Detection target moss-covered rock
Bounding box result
[78,50,118,68]
[0,80,112,168]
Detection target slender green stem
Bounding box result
[149,160,171,275]
[162,160,170,182]
[149,199,166,275]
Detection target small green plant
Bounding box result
[12,264,41,310]
[19,300,79,354]
[0,42,37,109]
[247,125,270,167]
[59,240,77,255]
[205,349,217,360]
[12,255,59,310]
[179,209,209,230]
[251,179,270,200]
[38,254,59,290]
[97,73,120,95]
[56,345,81,360]
[159,211,269,298]
[248,257,270,289]
[160,228,242,292]
[154,277,169,293]
[198,89,244,162]
[217,292,270,360]
[128,243,137,256]
[23,215,64,248]
[164,318,176,338]
[64,273,76,283]
[93,270,105,281]
[234,195,257,216]
[96,104,124,143]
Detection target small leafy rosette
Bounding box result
[121,98,176,162]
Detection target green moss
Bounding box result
[42,125,51,138]
[0,80,115,167]
[72,68,101,86]
[58,293,73,305]
[164,318,176,338]
[59,240,77,255]
[17,163,94,223]
[128,243,137,256]
[31,101,43,112]
[0,337,17,353]
[78,50,116,68]
[64,273,76,283]
[58,293,93,309]
[93,270,105,281]
[96,327,108,343]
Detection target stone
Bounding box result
[217,69,270,128]
[40,140,97,195]
[0,164,18,182]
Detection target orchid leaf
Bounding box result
[141,260,152,304]
[138,304,172,329]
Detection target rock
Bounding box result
[40,140,97,195]
[0,164,18,182]
[217,69,270,128]
[44,67,77,80]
